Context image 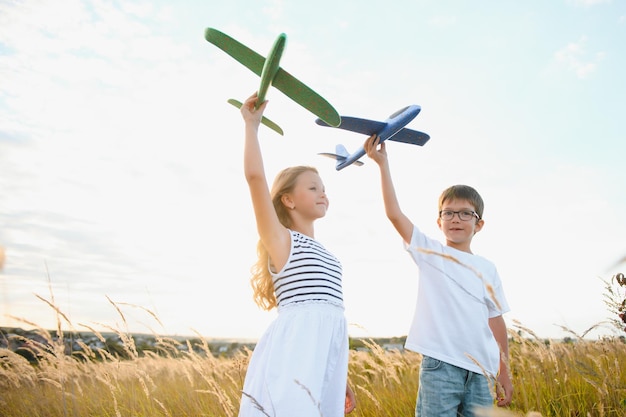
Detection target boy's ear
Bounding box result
[437,217,442,229]
[474,218,485,234]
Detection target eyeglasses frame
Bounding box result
[439,210,480,221]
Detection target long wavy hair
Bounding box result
[250,166,319,310]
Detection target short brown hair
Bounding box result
[438,185,484,219]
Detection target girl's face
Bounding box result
[437,198,483,252]
[289,171,329,219]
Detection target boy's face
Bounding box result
[437,198,484,252]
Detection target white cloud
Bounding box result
[428,15,458,28]
[567,0,612,6]
[554,36,604,79]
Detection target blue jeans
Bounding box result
[416,356,494,417]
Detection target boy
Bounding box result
[364,135,513,416]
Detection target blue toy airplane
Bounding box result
[316,105,431,170]
[205,28,341,135]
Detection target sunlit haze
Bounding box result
[1,0,625,341]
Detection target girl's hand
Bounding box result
[240,92,268,127]
[345,383,356,414]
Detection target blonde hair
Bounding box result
[438,184,485,219]
[250,166,319,310]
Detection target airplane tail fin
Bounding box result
[318,144,364,169]
[227,99,284,136]
[335,144,350,159]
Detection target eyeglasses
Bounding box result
[439,210,479,221]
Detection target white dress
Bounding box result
[238,231,349,417]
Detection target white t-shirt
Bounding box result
[404,226,510,376]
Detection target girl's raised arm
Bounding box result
[240,93,291,269]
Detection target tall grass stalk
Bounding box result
[2,324,625,416]
[1,283,625,416]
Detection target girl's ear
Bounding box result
[281,194,294,210]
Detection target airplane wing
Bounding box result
[315,117,386,135]
[272,69,340,127]
[205,28,265,76]
[388,128,431,146]
[227,99,284,135]
[318,153,364,166]
[206,28,340,127]
[316,117,430,146]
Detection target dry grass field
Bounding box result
[1,320,625,417]
[1,273,625,416]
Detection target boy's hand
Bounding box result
[495,371,513,407]
[364,134,387,165]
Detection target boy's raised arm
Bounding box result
[364,135,414,244]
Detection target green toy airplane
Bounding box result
[205,28,341,135]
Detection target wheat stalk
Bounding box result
[417,247,502,310]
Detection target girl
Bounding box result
[238,92,355,417]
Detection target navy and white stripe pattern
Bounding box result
[273,231,343,307]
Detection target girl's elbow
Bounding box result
[245,169,264,184]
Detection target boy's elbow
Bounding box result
[386,209,403,224]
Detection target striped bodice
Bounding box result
[272,231,343,307]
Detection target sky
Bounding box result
[1,0,625,342]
